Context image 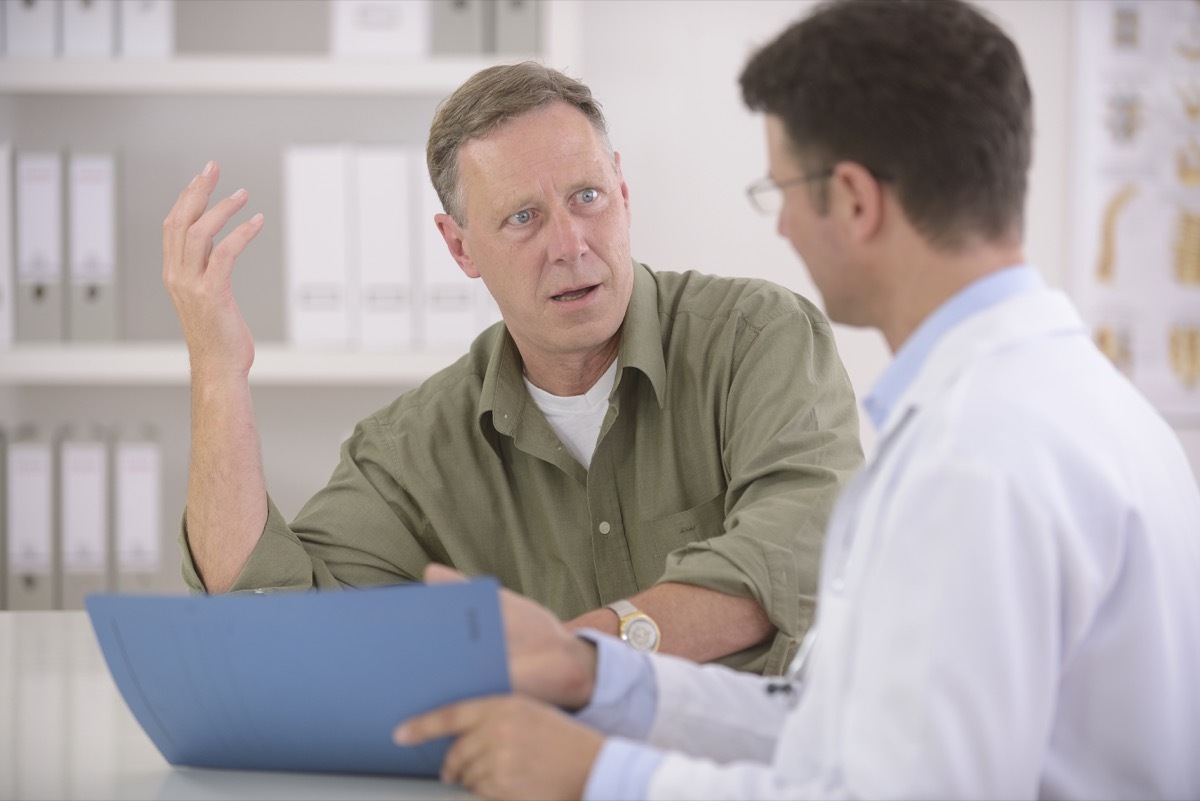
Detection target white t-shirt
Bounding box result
[523,360,618,470]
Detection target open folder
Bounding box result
[84,579,510,777]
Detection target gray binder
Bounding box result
[431,0,489,55]
[494,0,540,55]
[4,425,58,610]
[58,424,113,610]
[67,152,119,341]
[14,151,65,342]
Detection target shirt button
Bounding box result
[598,521,611,534]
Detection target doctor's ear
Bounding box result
[830,162,886,242]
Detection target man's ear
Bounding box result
[614,151,630,215]
[830,162,886,244]
[435,212,480,279]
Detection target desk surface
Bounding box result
[0,611,475,801]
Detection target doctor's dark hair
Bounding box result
[739,0,1032,251]
[426,61,613,226]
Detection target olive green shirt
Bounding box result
[181,263,864,674]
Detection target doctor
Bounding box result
[394,1,1200,798]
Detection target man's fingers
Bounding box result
[162,161,220,259]
[206,212,265,283]
[180,187,252,276]
[393,696,496,747]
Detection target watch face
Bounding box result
[624,616,660,652]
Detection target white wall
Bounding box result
[576,0,1200,476]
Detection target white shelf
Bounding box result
[0,56,519,95]
[0,344,462,386]
[0,0,581,96]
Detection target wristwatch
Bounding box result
[605,599,661,652]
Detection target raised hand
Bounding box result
[161,160,264,382]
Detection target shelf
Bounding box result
[0,344,462,386]
[0,1,581,96]
[0,55,527,96]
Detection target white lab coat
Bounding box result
[640,289,1200,800]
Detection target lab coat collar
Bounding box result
[876,289,1089,440]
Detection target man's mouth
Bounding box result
[552,285,597,302]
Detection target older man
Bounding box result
[161,62,863,674]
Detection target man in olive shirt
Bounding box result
[161,62,863,674]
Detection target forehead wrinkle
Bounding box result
[468,141,615,222]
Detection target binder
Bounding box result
[5,426,57,610]
[494,0,540,55]
[67,152,119,341]
[282,144,353,347]
[58,425,111,611]
[418,180,478,349]
[431,0,488,55]
[113,431,161,593]
[329,0,431,59]
[61,0,116,57]
[354,146,415,349]
[14,151,64,342]
[0,142,14,349]
[117,0,174,58]
[2,0,58,58]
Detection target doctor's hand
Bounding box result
[393,695,603,801]
[423,564,598,710]
[161,160,263,382]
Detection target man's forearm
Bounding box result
[186,377,268,594]
[566,582,774,663]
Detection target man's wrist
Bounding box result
[564,634,600,712]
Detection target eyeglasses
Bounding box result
[746,168,834,215]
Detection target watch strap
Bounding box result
[605,599,639,619]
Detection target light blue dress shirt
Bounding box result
[577,265,1045,801]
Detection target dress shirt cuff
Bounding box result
[583,737,665,801]
[574,629,658,740]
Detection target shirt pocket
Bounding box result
[632,490,727,573]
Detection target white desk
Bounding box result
[0,611,475,800]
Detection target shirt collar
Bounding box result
[479,260,668,437]
[862,264,1044,431]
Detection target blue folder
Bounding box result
[84,579,510,777]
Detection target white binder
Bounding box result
[0,142,14,349]
[58,426,111,610]
[283,145,353,347]
[418,180,479,349]
[355,146,415,349]
[117,0,174,58]
[15,151,64,342]
[330,0,431,59]
[61,0,116,57]
[2,0,58,58]
[113,432,161,593]
[5,427,57,610]
[67,152,119,341]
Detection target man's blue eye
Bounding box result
[510,209,533,225]
[578,188,599,203]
